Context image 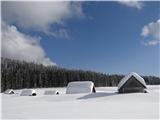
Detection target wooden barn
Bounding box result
[118,72,147,93]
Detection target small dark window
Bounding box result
[32,93,36,96]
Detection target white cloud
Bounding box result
[1,21,56,66]
[141,19,160,46]
[141,19,160,38]
[118,1,143,10]
[145,40,160,46]
[1,1,84,65]
[1,1,83,38]
[45,28,70,39]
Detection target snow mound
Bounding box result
[66,81,96,94]
[20,89,37,96]
[118,72,146,89]
[44,90,59,95]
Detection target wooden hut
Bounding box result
[20,89,37,96]
[4,89,15,94]
[66,81,96,94]
[44,90,59,95]
[118,72,147,93]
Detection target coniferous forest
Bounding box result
[1,58,160,92]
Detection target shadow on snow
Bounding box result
[78,92,117,100]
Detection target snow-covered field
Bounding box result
[1,85,160,119]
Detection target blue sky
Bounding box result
[2,1,160,76]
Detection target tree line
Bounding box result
[1,58,160,92]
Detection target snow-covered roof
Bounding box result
[44,90,59,95]
[118,72,146,89]
[4,89,14,94]
[20,89,37,96]
[66,81,95,94]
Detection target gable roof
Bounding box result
[66,81,95,94]
[118,72,146,89]
[4,89,14,94]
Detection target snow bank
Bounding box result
[118,72,146,89]
[66,81,96,94]
[20,89,37,96]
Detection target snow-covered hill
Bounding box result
[1,85,159,119]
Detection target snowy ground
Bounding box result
[1,85,160,119]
